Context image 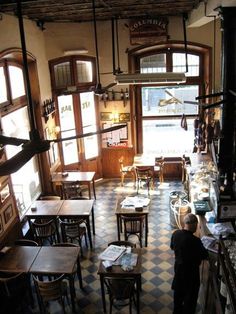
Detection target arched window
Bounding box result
[0,51,41,218]
[129,42,211,155]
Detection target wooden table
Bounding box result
[97,248,142,313]
[0,246,40,273]
[30,246,80,312]
[58,199,95,248]
[51,171,96,199]
[25,200,63,242]
[115,197,150,247]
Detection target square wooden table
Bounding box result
[51,171,96,199]
[0,246,40,273]
[97,248,142,313]
[115,197,150,247]
[58,199,95,248]
[29,246,80,312]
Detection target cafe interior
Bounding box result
[0,0,236,313]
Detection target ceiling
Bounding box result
[0,0,204,23]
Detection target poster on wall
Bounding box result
[102,123,128,146]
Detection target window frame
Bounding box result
[128,41,212,154]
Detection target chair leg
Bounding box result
[121,173,125,186]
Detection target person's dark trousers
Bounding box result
[173,284,199,314]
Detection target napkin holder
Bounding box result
[135,206,143,212]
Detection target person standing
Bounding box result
[170,213,208,314]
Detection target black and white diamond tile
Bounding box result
[26,179,203,314]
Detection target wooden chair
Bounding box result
[53,242,83,290]
[108,240,136,248]
[15,239,39,246]
[121,215,145,248]
[104,276,136,314]
[33,274,70,314]
[119,157,135,186]
[135,167,154,195]
[31,218,58,245]
[154,156,164,183]
[62,182,83,199]
[59,218,88,256]
[0,272,31,313]
[40,195,61,200]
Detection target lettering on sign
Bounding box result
[129,18,169,45]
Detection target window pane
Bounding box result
[140,54,166,73]
[54,62,72,87]
[143,118,195,155]
[83,125,98,159]
[9,65,25,99]
[58,94,78,165]
[80,92,98,159]
[1,107,41,217]
[173,53,199,77]
[61,130,78,165]
[76,60,93,83]
[142,86,199,116]
[58,95,76,130]
[0,66,7,103]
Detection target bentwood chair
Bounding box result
[108,240,136,248]
[121,215,145,248]
[154,156,164,183]
[59,218,88,256]
[119,157,136,186]
[104,276,136,314]
[0,272,31,313]
[31,218,58,245]
[33,274,70,314]
[15,239,39,246]
[62,182,83,199]
[53,242,83,290]
[135,167,154,195]
[40,195,61,200]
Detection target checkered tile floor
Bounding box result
[29,179,201,314]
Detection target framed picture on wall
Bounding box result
[113,123,128,140]
[119,113,130,122]
[100,112,112,121]
[0,181,10,204]
[3,204,14,224]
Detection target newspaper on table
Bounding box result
[121,196,150,208]
[98,245,126,262]
[113,253,138,267]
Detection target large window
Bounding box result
[133,43,209,155]
[0,58,41,218]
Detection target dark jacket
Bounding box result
[170,229,208,291]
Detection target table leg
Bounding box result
[100,276,106,313]
[92,178,96,199]
[88,183,91,199]
[136,277,140,314]
[145,215,148,247]
[91,205,95,235]
[69,276,77,312]
[116,215,121,241]
[86,217,93,248]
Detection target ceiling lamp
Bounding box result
[115,72,186,85]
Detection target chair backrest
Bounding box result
[136,167,153,180]
[104,276,136,308]
[0,272,28,298]
[121,215,145,240]
[155,156,164,167]
[59,218,86,242]
[119,157,125,172]
[62,182,82,199]
[108,240,136,248]
[40,195,61,200]
[15,239,39,246]
[33,274,66,302]
[31,219,57,244]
